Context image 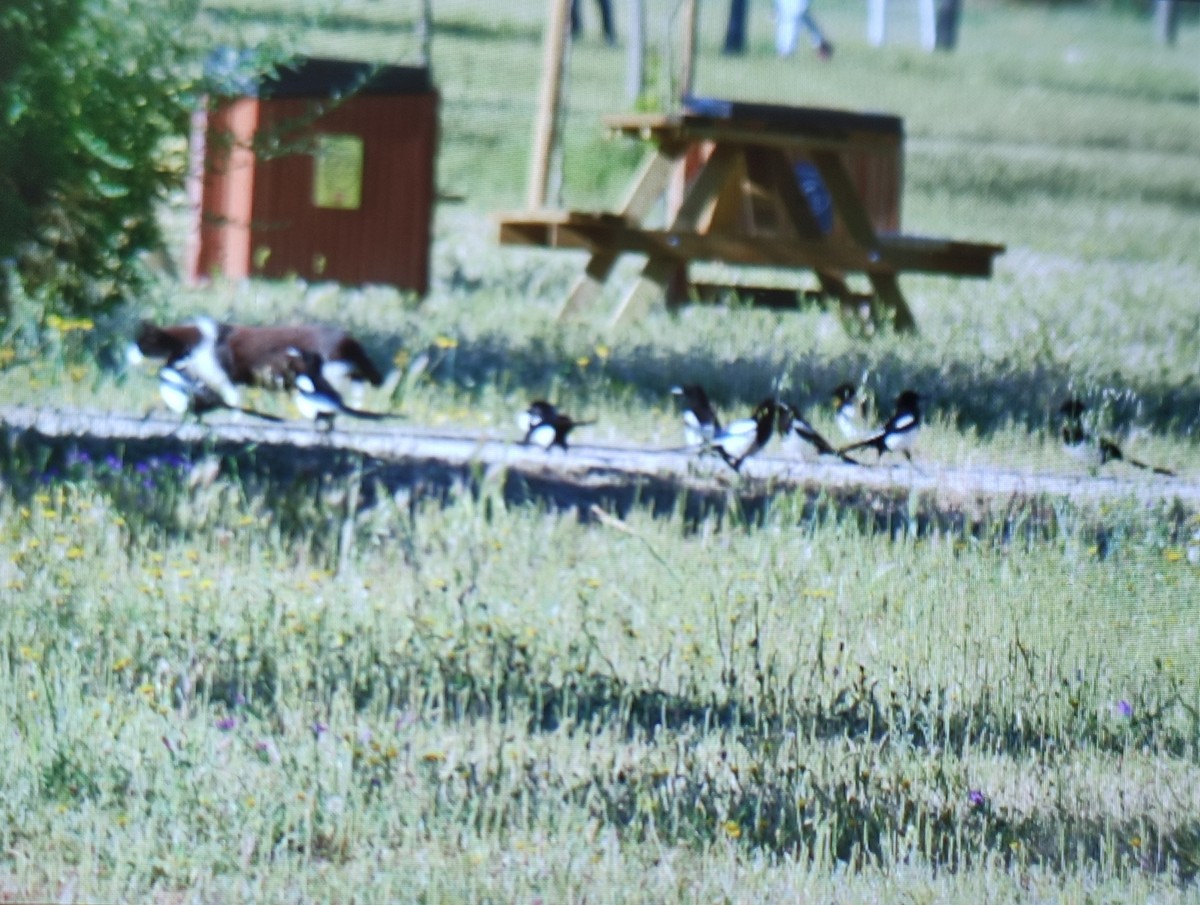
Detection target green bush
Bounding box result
[0,0,204,327]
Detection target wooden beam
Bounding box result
[678,0,699,101]
[527,0,572,210]
[608,145,741,327]
[556,146,684,320]
[809,149,882,255]
[877,234,1005,277]
[608,256,677,328]
[868,271,916,332]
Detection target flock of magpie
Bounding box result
[518,382,922,472]
[520,383,1177,477]
[133,317,1176,478]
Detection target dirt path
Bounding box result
[2,405,1194,529]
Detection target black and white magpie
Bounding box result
[670,384,721,449]
[1058,398,1174,476]
[518,400,595,451]
[286,348,388,429]
[157,365,281,422]
[777,402,859,464]
[831,381,871,441]
[711,398,779,472]
[838,389,922,462]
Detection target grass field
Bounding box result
[2,0,1200,901]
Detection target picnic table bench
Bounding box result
[498,96,1005,331]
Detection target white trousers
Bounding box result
[775,0,828,55]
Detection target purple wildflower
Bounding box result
[104,454,122,471]
[312,721,329,737]
[215,716,238,731]
[1115,699,1133,718]
[968,789,986,809]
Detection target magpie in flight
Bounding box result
[518,400,595,451]
[1058,398,1174,476]
[671,384,721,449]
[711,398,779,472]
[286,348,389,429]
[831,381,871,441]
[838,389,922,462]
[777,401,859,464]
[157,365,282,422]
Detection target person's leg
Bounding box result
[775,0,802,56]
[797,0,833,56]
[723,0,749,54]
[596,0,616,44]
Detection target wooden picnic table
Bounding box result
[498,97,1005,331]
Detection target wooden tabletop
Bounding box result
[603,96,905,152]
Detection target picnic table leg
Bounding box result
[815,270,875,326]
[556,144,684,321]
[608,257,678,327]
[867,272,916,332]
[557,250,622,320]
[608,145,739,328]
[810,149,917,332]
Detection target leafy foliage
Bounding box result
[0,0,204,325]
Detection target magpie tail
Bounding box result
[339,405,390,421]
[1126,456,1176,477]
[837,433,887,457]
[233,405,284,423]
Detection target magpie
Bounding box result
[285,348,389,429]
[157,365,281,422]
[838,389,922,462]
[671,384,721,449]
[1058,398,1174,476]
[711,398,779,472]
[777,402,859,464]
[831,381,871,441]
[518,400,595,451]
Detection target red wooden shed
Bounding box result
[187,58,438,293]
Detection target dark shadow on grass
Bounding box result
[343,325,1200,442]
[178,627,1200,879]
[6,423,1147,547]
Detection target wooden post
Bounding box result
[1154,0,1179,45]
[679,0,699,101]
[417,0,433,66]
[528,0,572,210]
[625,0,645,105]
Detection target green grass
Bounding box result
[3,1,1200,900]
[0,451,1198,900]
